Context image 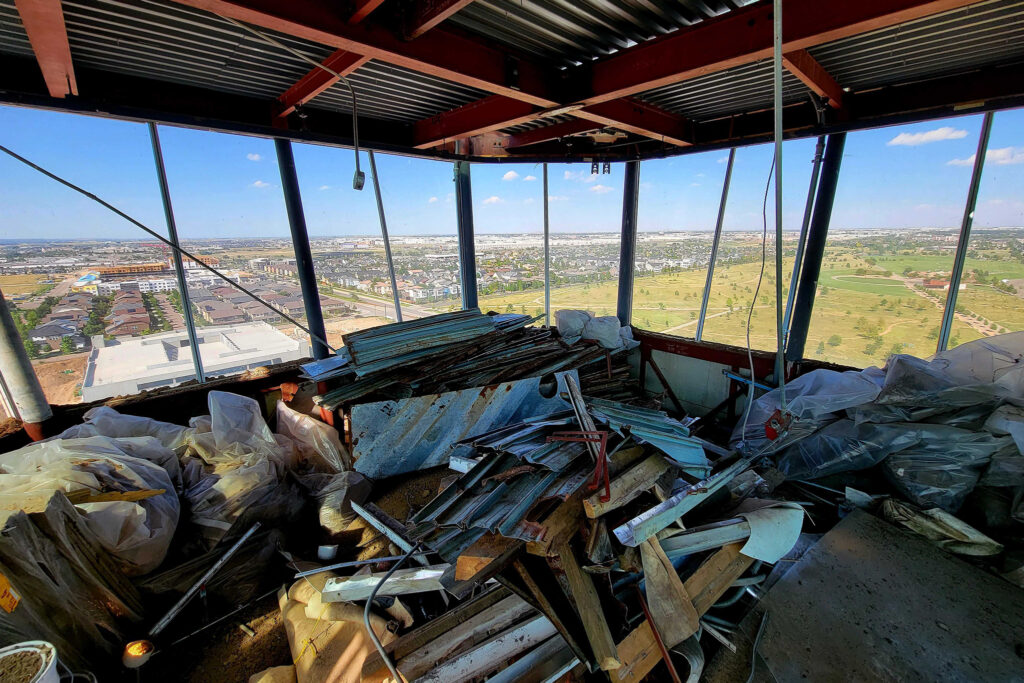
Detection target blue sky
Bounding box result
[0,104,1021,240]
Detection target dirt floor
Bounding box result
[32,352,88,405]
[146,593,291,683]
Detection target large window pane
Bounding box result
[804,115,985,367]
[473,164,545,317]
[157,126,307,379]
[545,164,622,318]
[699,140,816,349]
[631,151,729,333]
[951,108,1024,344]
[374,156,461,315]
[0,105,177,404]
[293,144,403,344]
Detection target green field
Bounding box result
[478,241,1024,369]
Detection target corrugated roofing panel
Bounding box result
[0,1,33,59]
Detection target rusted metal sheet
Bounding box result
[351,370,577,478]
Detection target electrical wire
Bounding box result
[0,143,340,355]
[746,611,770,683]
[222,16,365,190]
[364,542,421,683]
[740,156,776,446]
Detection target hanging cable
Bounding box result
[222,16,365,191]
[0,143,340,355]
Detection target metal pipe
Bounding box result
[454,159,478,310]
[368,151,403,322]
[0,287,52,439]
[617,161,641,327]
[937,112,994,353]
[785,133,847,362]
[275,138,330,360]
[543,163,551,327]
[149,522,261,637]
[772,0,786,406]
[696,148,735,341]
[148,123,205,384]
[782,136,825,346]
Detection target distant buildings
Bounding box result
[82,322,304,401]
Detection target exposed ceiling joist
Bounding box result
[405,0,477,39]
[413,94,537,148]
[505,119,601,149]
[575,99,690,147]
[782,49,844,109]
[168,0,558,106]
[276,49,369,118]
[13,0,77,98]
[585,0,982,104]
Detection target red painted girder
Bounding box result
[277,49,369,117]
[505,119,601,148]
[405,0,476,39]
[783,49,843,109]
[413,94,537,148]
[576,99,690,147]
[14,0,77,97]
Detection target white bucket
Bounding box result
[0,641,58,683]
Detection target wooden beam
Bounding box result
[505,119,600,148]
[413,94,537,149]
[576,99,691,147]
[14,0,77,98]
[584,454,671,519]
[639,538,700,648]
[586,0,983,105]
[405,0,476,39]
[349,0,387,24]
[557,543,620,671]
[169,0,558,107]
[455,532,515,581]
[783,49,844,109]
[277,49,369,117]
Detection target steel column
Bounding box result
[616,161,640,327]
[148,123,205,383]
[275,137,330,360]
[696,147,735,341]
[368,150,402,322]
[783,135,825,346]
[455,159,478,310]
[785,132,846,362]
[0,287,52,439]
[543,163,550,327]
[937,112,993,352]
[772,0,785,398]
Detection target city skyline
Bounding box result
[1,104,1022,240]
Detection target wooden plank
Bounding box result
[639,538,699,648]
[361,586,511,679]
[584,454,670,519]
[526,485,587,557]
[612,543,754,683]
[395,595,535,681]
[321,565,448,602]
[557,544,620,671]
[455,532,516,581]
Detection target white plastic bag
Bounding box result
[54,405,194,454]
[555,309,592,345]
[275,402,351,472]
[0,436,179,576]
[582,315,622,349]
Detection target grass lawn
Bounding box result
[0,273,59,295]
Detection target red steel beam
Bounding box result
[348,0,387,24]
[575,98,690,146]
[505,119,601,149]
[277,49,369,117]
[405,0,476,39]
[14,0,77,98]
[586,0,983,105]
[171,0,558,106]
[782,49,843,109]
[413,94,537,149]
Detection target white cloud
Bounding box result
[246,153,262,161]
[319,185,331,191]
[523,175,537,181]
[251,180,270,188]
[717,155,729,164]
[887,126,968,146]
[501,170,520,181]
[548,195,569,202]
[482,195,503,205]
[948,146,1024,167]
[590,184,614,194]
[524,198,535,205]
[564,169,598,183]
[696,172,705,178]
[689,182,701,187]
[428,196,439,203]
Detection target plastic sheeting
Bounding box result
[0,435,179,575]
[53,405,194,454]
[275,402,351,472]
[776,420,918,481]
